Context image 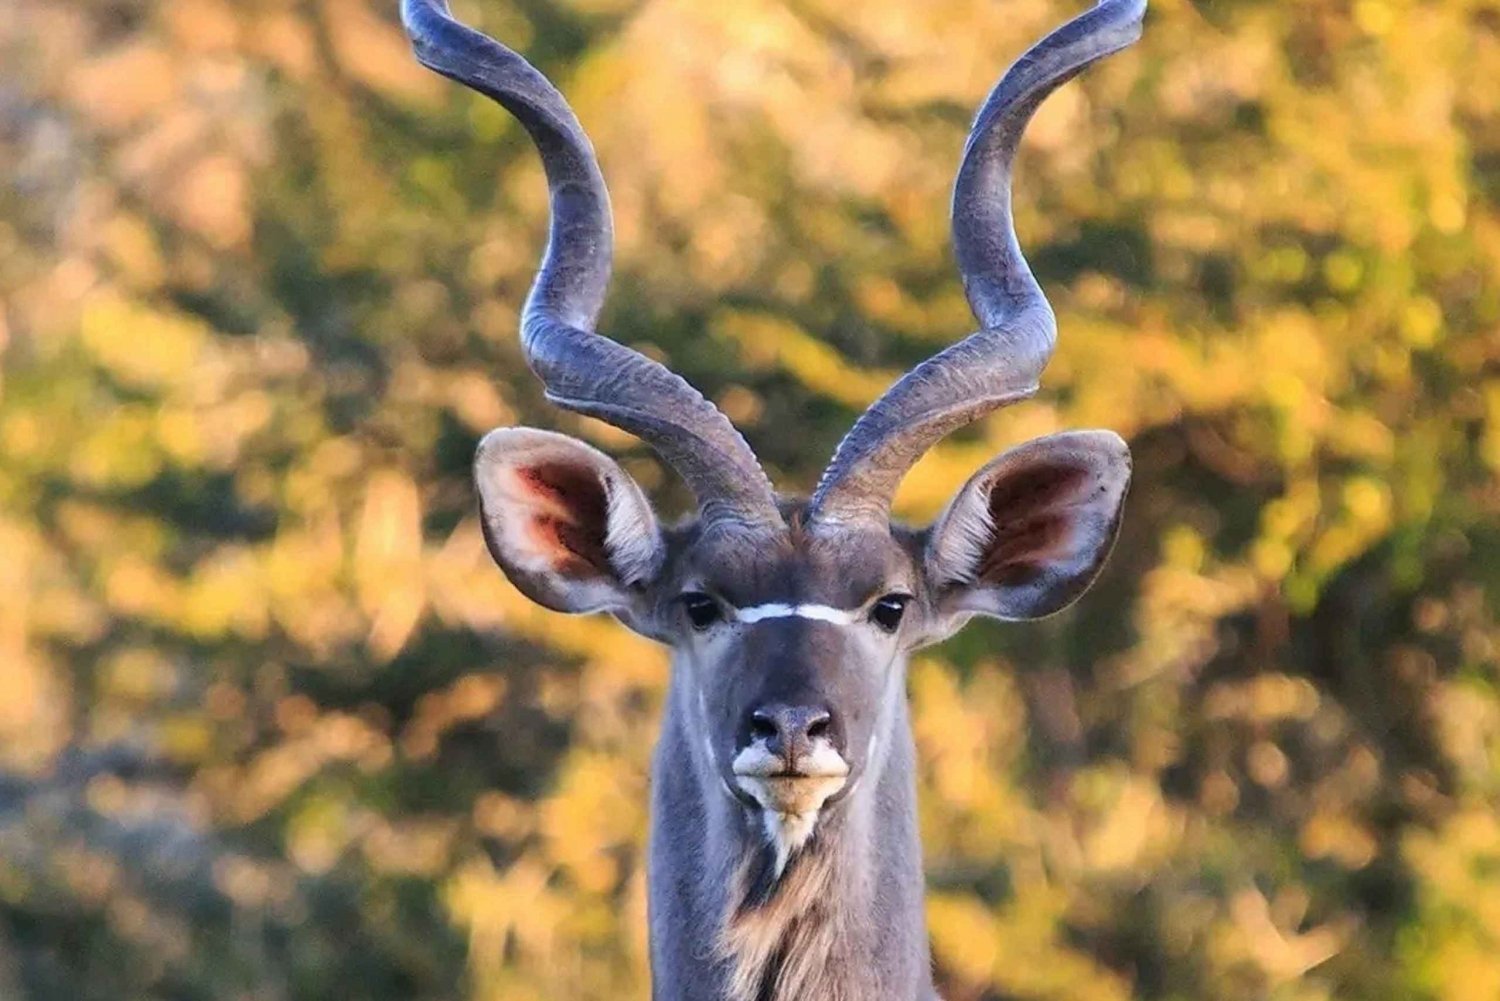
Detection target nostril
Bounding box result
[749,710,779,743]
[805,714,832,741]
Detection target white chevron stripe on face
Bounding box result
[730,603,862,626]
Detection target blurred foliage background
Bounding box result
[1,0,1498,998]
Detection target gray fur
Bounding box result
[400,2,1146,997]
[651,659,935,1000]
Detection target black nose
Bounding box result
[747,704,837,764]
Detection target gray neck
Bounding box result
[647,657,936,1001]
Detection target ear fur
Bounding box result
[474,427,664,616]
[925,430,1130,621]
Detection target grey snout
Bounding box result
[746,703,839,769]
[733,702,850,817]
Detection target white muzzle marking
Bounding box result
[732,742,850,878]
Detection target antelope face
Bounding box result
[667,524,916,835]
[474,427,1130,868]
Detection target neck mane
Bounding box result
[648,661,935,1001]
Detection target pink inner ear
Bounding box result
[981,514,1073,586]
[986,462,1092,517]
[978,462,1094,586]
[515,462,610,577]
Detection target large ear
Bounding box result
[924,430,1130,622]
[474,428,664,617]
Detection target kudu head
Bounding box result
[404,0,1141,871]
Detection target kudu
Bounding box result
[402,0,1144,997]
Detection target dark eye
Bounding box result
[681,592,723,630]
[870,594,911,633]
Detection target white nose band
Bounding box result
[730,603,861,626]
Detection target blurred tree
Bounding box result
[0,0,1497,999]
